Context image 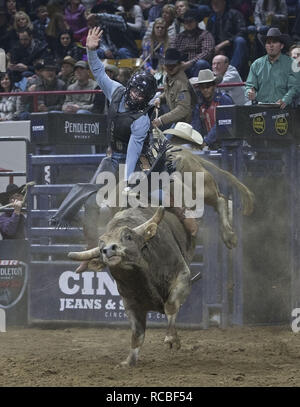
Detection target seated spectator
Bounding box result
[190,69,234,149]
[92,63,120,114]
[6,10,34,52]
[45,11,70,50]
[245,28,298,108]
[0,7,11,52]
[206,0,249,79]
[54,30,84,65]
[58,55,76,87]
[62,60,97,114]
[96,23,139,60]
[14,60,44,120]
[141,17,169,83]
[174,0,189,34]
[174,0,209,34]
[171,9,214,78]
[0,71,20,121]
[143,4,177,43]
[64,0,87,43]
[147,0,167,23]
[32,4,50,42]
[230,0,253,26]
[289,42,300,59]
[8,28,53,83]
[0,185,26,240]
[17,0,49,20]
[35,61,66,112]
[4,0,18,27]
[118,0,146,40]
[117,66,134,85]
[254,0,288,35]
[139,0,153,20]
[212,54,246,104]
[152,48,196,131]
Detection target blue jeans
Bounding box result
[229,36,249,76]
[185,59,210,78]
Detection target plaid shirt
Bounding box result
[171,28,215,63]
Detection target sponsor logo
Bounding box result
[0,261,28,309]
[275,116,288,136]
[218,119,232,126]
[64,121,100,135]
[252,115,265,134]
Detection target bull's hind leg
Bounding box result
[164,262,191,350]
[120,307,147,367]
[217,194,237,249]
[204,173,237,249]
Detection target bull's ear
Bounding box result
[133,207,164,240]
[140,222,158,241]
[87,258,106,272]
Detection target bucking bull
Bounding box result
[68,147,254,366]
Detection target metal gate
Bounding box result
[26,150,234,328]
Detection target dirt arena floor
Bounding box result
[0,324,300,387]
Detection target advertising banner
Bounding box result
[29,263,203,326]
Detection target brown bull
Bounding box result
[69,206,197,366]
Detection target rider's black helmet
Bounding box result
[124,71,157,111]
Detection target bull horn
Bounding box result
[133,206,165,237]
[68,247,100,261]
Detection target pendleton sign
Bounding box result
[30,112,108,146]
[0,260,28,309]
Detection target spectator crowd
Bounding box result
[0,0,299,149]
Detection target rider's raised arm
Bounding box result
[86,27,122,102]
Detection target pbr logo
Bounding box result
[0,260,28,309]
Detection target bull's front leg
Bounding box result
[120,306,147,367]
[164,262,191,350]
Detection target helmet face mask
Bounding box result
[124,71,157,111]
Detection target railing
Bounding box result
[0,82,245,113]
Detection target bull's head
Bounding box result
[68,207,165,272]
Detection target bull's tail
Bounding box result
[198,157,255,216]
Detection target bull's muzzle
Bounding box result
[102,244,118,259]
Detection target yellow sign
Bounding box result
[253,116,265,134]
[275,117,288,136]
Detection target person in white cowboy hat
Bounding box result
[245,27,298,109]
[162,122,203,149]
[190,68,233,149]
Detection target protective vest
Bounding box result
[107,86,153,153]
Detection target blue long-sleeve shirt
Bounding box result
[87,49,150,181]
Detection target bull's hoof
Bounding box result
[164,335,181,350]
[117,355,138,368]
[223,230,238,249]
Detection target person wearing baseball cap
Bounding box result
[245,27,298,108]
[58,56,76,86]
[62,60,97,114]
[190,69,233,148]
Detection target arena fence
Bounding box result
[26,149,233,329]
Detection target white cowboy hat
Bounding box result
[189,69,216,86]
[163,122,203,145]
